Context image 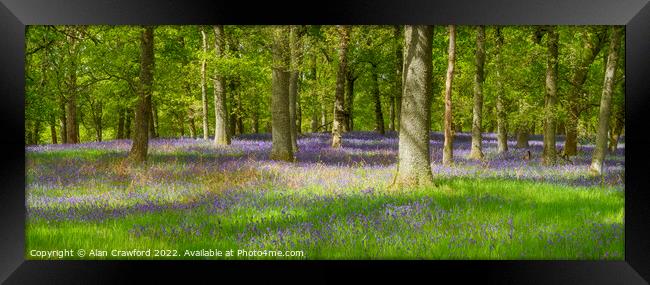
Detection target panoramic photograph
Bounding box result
[25,25,624,260]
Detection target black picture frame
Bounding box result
[1,0,648,283]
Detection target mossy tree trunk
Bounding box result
[270,26,294,162]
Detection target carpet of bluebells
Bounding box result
[25,131,624,260]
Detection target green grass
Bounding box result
[26,177,623,260]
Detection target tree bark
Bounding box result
[270,26,294,162]
[128,26,154,163]
[50,115,58,144]
[60,100,67,144]
[346,72,356,132]
[394,26,404,132]
[543,26,559,165]
[117,107,125,139]
[495,27,508,153]
[371,64,385,135]
[516,128,530,148]
[396,25,434,186]
[289,26,302,151]
[213,25,230,145]
[590,26,622,175]
[443,25,456,166]
[469,26,486,160]
[565,28,605,156]
[65,27,80,144]
[125,108,132,139]
[332,25,350,148]
[200,26,210,140]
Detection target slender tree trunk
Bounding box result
[371,64,385,135]
[396,25,434,186]
[60,100,67,144]
[565,29,605,156]
[296,98,302,134]
[311,111,319,133]
[65,27,80,144]
[189,114,196,139]
[252,108,259,133]
[443,25,456,166]
[32,120,41,145]
[270,26,294,161]
[213,25,230,145]
[543,26,559,165]
[50,115,58,144]
[332,25,350,148]
[128,26,155,163]
[590,26,622,175]
[609,104,624,152]
[346,72,356,132]
[117,107,125,139]
[125,108,132,139]
[200,26,210,140]
[495,27,508,154]
[148,102,156,139]
[289,26,302,151]
[469,26,486,160]
[394,26,404,132]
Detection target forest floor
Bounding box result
[25,131,624,259]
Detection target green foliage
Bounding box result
[25,25,625,144]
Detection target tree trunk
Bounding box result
[117,107,125,139]
[125,108,132,139]
[252,108,259,133]
[189,115,196,139]
[289,26,302,151]
[516,128,529,148]
[60,100,67,144]
[332,25,350,148]
[65,27,80,144]
[394,25,404,132]
[32,120,41,145]
[372,64,385,135]
[443,25,456,166]
[495,27,508,154]
[396,25,434,186]
[346,72,356,132]
[50,115,58,144]
[609,104,624,152]
[469,26,486,160]
[213,25,230,145]
[543,26,559,166]
[565,28,605,156]
[200,26,210,140]
[270,26,294,162]
[128,26,155,163]
[148,102,156,139]
[590,26,622,175]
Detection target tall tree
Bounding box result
[590,26,623,176]
[393,25,403,132]
[345,70,358,131]
[371,63,385,135]
[564,28,605,156]
[332,25,350,148]
[495,27,508,153]
[469,25,486,160]
[64,26,81,144]
[396,25,434,186]
[200,26,210,140]
[270,26,294,161]
[542,26,559,165]
[213,25,230,145]
[443,25,456,166]
[289,26,303,151]
[128,26,154,163]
